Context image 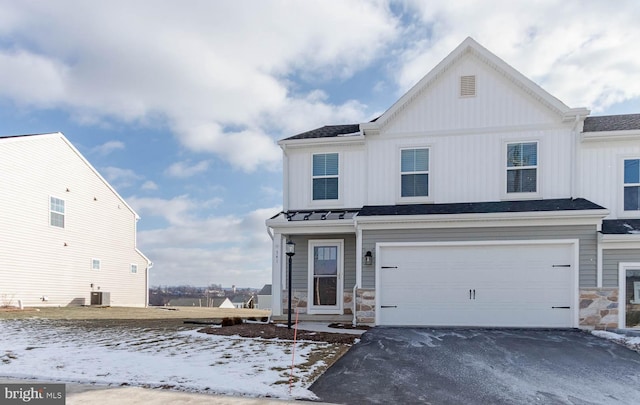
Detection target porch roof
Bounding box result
[601,219,640,235]
[272,209,360,221]
[358,198,605,216]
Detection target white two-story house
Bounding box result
[266,38,640,329]
[0,132,151,307]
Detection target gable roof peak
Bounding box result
[364,38,584,133]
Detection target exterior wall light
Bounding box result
[364,251,373,266]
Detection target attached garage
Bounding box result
[376,240,578,327]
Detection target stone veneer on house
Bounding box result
[282,288,616,328]
[579,288,619,329]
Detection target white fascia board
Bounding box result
[599,233,640,248]
[562,108,590,122]
[265,218,356,235]
[355,209,609,230]
[278,135,365,148]
[581,130,640,142]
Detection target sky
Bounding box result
[1,1,639,288]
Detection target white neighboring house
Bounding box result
[266,37,640,329]
[256,284,272,311]
[0,132,151,307]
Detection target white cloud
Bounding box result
[0,1,398,171]
[128,194,279,286]
[165,160,210,178]
[100,166,143,189]
[141,180,158,191]
[397,1,640,112]
[91,140,124,156]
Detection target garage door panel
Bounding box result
[378,243,575,327]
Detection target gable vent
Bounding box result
[460,75,476,97]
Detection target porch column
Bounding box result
[271,232,283,315]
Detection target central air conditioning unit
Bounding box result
[90,291,110,306]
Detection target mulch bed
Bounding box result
[198,322,364,344]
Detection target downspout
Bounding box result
[282,145,290,212]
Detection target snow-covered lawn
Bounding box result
[0,319,347,400]
[592,330,640,352]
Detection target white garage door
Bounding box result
[377,242,576,327]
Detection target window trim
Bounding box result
[92,258,101,271]
[310,152,342,206]
[398,146,432,203]
[503,140,540,200]
[620,156,640,218]
[130,263,138,274]
[49,196,65,228]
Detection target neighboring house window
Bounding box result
[131,264,138,274]
[312,153,338,200]
[624,158,640,211]
[50,197,65,228]
[92,259,101,270]
[506,142,537,193]
[401,148,429,197]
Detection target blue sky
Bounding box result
[1,1,639,288]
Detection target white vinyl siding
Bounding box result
[624,159,640,211]
[507,142,537,194]
[0,133,148,307]
[50,197,65,228]
[400,148,429,198]
[312,153,339,200]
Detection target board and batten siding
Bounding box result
[362,225,597,289]
[366,126,573,206]
[603,249,640,287]
[0,134,148,307]
[383,53,559,134]
[285,144,366,211]
[285,234,356,292]
[579,138,640,219]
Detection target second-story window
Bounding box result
[507,142,537,194]
[50,197,65,228]
[312,153,339,200]
[624,158,640,211]
[401,148,429,197]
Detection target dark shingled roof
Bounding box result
[358,198,605,216]
[278,209,360,221]
[583,114,640,132]
[258,284,272,295]
[601,219,640,235]
[283,124,360,140]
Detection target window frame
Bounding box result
[504,140,540,199]
[92,258,101,271]
[49,196,65,228]
[398,147,431,203]
[621,157,640,217]
[310,152,341,204]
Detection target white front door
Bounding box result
[308,240,343,314]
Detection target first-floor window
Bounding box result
[624,158,640,211]
[401,148,429,197]
[50,197,65,228]
[507,142,537,193]
[92,259,101,270]
[130,264,138,274]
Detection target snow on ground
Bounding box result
[0,319,341,400]
[592,330,640,352]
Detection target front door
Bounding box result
[620,263,640,329]
[308,240,343,314]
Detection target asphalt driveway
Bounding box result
[311,328,640,404]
